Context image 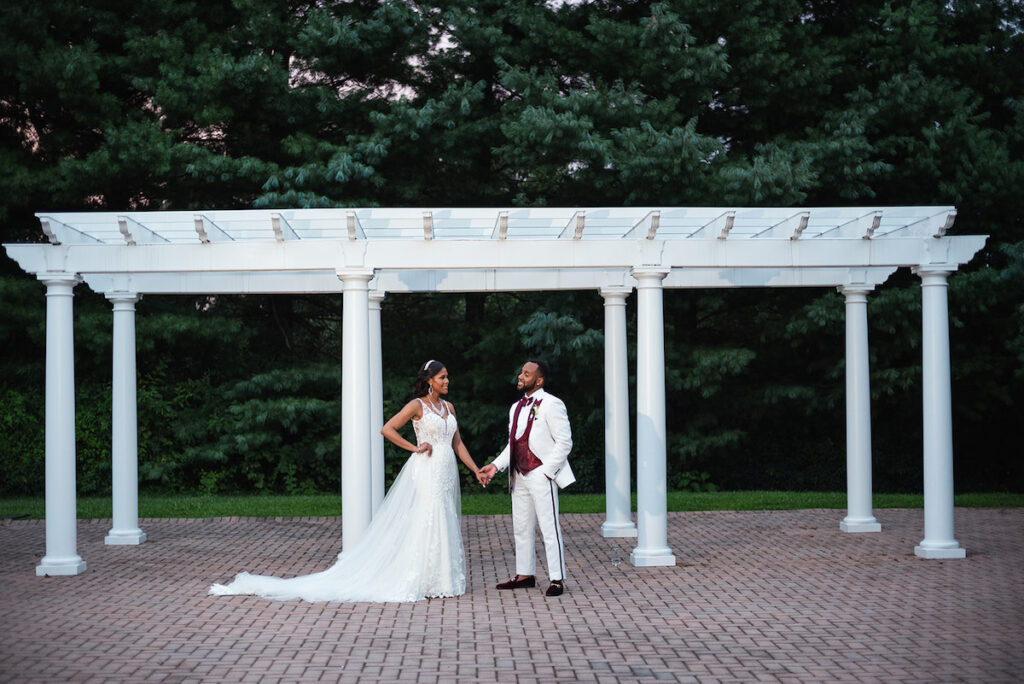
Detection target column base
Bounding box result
[105,529,147,545]
[601,521,638,538]
[914,543,966,559]
[36,556,87,576]
[840,517,881,533]
[630,547,676,567]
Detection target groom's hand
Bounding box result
[478,464,497,486]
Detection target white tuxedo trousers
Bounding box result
[512,468,566,581]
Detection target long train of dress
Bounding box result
[209,404,466,602]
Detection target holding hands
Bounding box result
[477,464,497,487]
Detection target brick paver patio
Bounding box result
[1,508,1021,682]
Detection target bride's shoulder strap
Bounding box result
[410,397,426,417]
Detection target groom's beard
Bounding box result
[520,379,539,394]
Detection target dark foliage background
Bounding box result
[2,0,1022,496]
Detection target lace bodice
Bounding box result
[412,399,458,452]
[410,399,460,504]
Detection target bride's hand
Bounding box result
[416,443,433,457]
[478,464,496,486]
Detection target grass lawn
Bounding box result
[1,491,1020,520]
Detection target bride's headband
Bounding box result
[423,359,436,372]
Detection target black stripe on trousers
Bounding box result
[548,479,565,579]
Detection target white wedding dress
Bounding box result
[209,400,466,602]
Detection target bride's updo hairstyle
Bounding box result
[414,360,445,398]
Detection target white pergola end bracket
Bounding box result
[117,217,137,246]
[491,210,509,240]
[346,211,365,241]
[272,213,301,242]
[861,211,883,240]
[422,211,434,240]
[936,210,957,238]
[788,212,811,241]
[559,210,586,240]
[715,211,736,240]
[194,214,233,244]
[38,219,61,245]
[194,215,210,244]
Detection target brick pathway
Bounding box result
[1,508,1022,683]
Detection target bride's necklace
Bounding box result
[424,394,446,417]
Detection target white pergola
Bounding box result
[4,207,985,576]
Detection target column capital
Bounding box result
[369,290,386,306]
[836,283,874,297]
[336,268,376,285]
[105,291,141,305]
[912,264,959,279]
[600,286,632,302]
[630,267,671,286]
[37,272,82,289]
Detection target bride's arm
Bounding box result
[447,404,483,479]
[382,399,432,456]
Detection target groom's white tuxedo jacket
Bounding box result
[493,388,576,489]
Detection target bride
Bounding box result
[209,360,486,602]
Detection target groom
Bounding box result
[479,359,575,597]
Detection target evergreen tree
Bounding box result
[1,1,1021,494]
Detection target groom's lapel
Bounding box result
[529,390,549,442]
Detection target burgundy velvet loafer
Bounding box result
[545,581,564,597]
[496,575,536,590]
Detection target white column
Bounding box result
[913,266,966,559]
[105,293,147,545]
[338,269,375,551]
[838,286,881,533]
[600,287,636,538]
[369,291,386,515]
[630,268,676,567]
[36,274,87,576]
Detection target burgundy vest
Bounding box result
[510,397,544,475]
